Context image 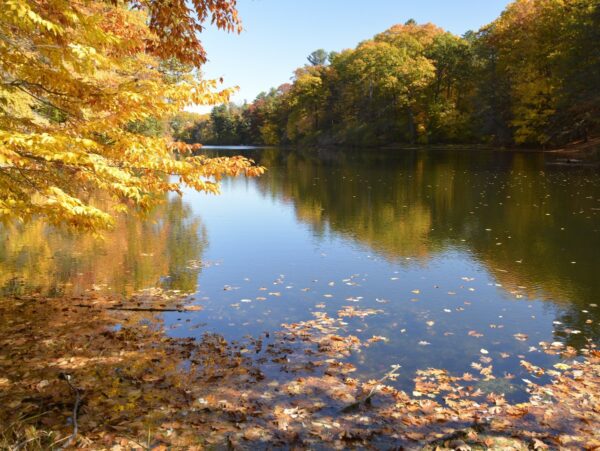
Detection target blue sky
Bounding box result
[193,0,511,112]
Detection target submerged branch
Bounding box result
[341,364,401,413]
[73,304,185,312]
[59,374,81,450]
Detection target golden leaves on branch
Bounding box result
[0,0,261,231]
[139,0,242,68]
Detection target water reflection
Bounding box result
[247,148,599,346]
[1,147,598,392]
[0,196,205,297]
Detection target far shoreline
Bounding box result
[197,137,600,162]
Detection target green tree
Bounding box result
[307,49,329,66]
[287,66,328,140]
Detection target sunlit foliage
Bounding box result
[0,0,263,231]
[480,0,600,145]
[185,1,599,148]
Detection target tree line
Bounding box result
[176,0,599,148]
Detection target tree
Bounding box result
[0,0,263,232]
[479,0,600,145]
[542,0,600,143]
[182,1,600,149]
[483,0,559,145]
[287,66,328,139]
[336,29,436,143]
[424,32,477,142]
[170,112,206,143]
[307,49,329,66]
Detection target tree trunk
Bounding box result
[407,108,416,144]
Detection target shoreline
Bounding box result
[198,137,600,160]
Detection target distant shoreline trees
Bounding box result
[176,0,599,149]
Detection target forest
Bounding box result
[175,0,600,148]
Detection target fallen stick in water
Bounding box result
[59,373,81,450]
[341,364,401,413]
[73,304,184,312]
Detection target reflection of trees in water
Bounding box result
[255,149,435,259]
[252,148,600,344]
[0,197,206,297]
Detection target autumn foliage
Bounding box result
[183,0,600,148]
[0,0,263,231]
[1,294,598,449]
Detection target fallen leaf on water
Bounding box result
[367,336,389,344]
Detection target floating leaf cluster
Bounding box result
[0,293,598,449]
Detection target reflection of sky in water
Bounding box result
[2,148,598,401]
[164,175,575,401]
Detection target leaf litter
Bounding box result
[0,291,598,449]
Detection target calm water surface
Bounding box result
[2,148,599,398]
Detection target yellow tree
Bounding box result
[340,39,435,142]
[0,0,263,231]
[482,0,563,145]
[286,66,328,139]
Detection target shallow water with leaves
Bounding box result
[2,148,599,402]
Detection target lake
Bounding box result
[1,147,598,401]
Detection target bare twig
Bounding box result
[14,85,75,120]
[0,410,52,438]
[12,435,41,450]
[341,364,401,413]
[59,374,81,450]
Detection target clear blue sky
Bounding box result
[193,0,511,112]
